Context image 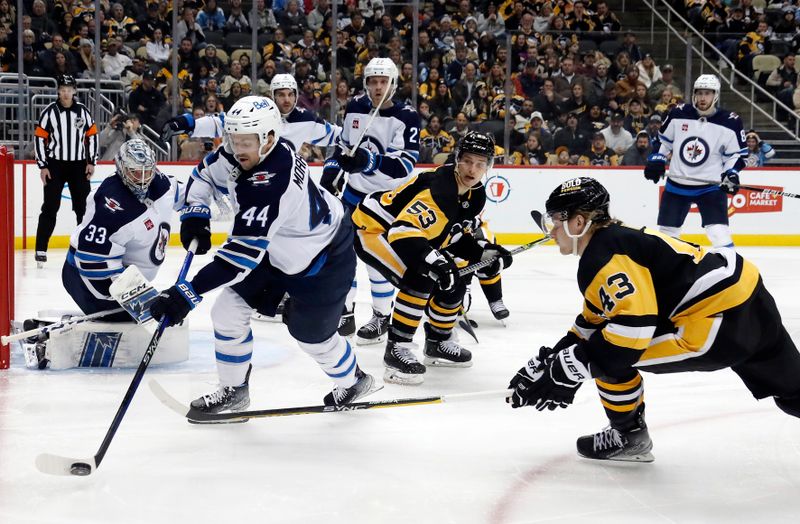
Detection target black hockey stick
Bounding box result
[667,175,800,199]
[35,240,199,477]
[149,379,511,424]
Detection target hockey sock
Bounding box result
[367,265,394,315]
[298,334,358,388]
[478,273,503,303]
[390,290,428,342]
[214,328,254,387]
[424,296,460,338]
[595,372,645,428]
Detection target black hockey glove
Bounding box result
[160,114,195,142]
[179,205,212,255]
[507,345,589,410]
[320,158,344,196]
[478,240,513,272]
[643,153,667,183]
[424,250,459,292]
[720,169,740,195]
[445,217,484,261]
[149,280,202,327]
[337,147,379,174]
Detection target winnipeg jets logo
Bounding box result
[679,136,710,166]
[104,196,124,212]
[247,171,276,186]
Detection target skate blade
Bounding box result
[251,313,282,323]
[356,333,387,346]
[578,451,655,463]
[423,356,473,368]
[383,368,424,385]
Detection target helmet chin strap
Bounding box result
[564,218,593,256]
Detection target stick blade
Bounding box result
[35,453,96,477]
[530,210,546,234]
[148,379,192,418]
[109,266,158,325]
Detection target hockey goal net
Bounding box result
[0,146,14,369]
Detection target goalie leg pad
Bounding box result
[45,320,188,369]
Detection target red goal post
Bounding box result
[0,146,14,369]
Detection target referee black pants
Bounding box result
[35,159,91,252]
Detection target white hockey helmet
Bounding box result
[363,57,398,105]
[269,73,298,115]
[693,74,720,108]
[224,96,282,162]
[115,138,157,202]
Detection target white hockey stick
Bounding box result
[1,308,124,344]
[149,379,511,424]
[330,87,392,193]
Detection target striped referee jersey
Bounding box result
[34,101,99,168]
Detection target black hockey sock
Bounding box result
[595,372,645,429]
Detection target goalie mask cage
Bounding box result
[0,147,14,369]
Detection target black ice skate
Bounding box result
[576,414,654,463]
[356,309,389,345]
[338,307,355,338]
[190,365,251,414]
[384,340,426,385]
[423,337,473,367]
[489,299,510,321]
[323,367,380,406]
[35,251,47,269]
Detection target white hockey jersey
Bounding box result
[67,173,183,300]
[184,138,344,294]
[188,107,340,152]
[332,94,421,205]
[657,104,747,187]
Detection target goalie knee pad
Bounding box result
[704,224,734,248]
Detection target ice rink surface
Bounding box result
[2,245,799,524]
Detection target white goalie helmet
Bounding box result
[693,74,721,108]
[224,95,282,162]
[115,138,157,202]
[363,57,398,104]
[269,73,298,114]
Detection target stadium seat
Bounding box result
[599,40,620,58]
[226,32,254,50]
[215,49,230,65]
[135,46,149,60]
[232,49,262,66]
[257,33,274,48]
[752,54,781,80]
[578,40,598,55]
[204,31,225,48]
[432,152,450,164]
[769,41,790,58]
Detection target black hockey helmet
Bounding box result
[455,132,495,168]
[545,177,610,222]
[57,74,77,88]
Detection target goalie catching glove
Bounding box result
[507,344,591,410]
[149,280,202,327]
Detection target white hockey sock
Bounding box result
[298,334,358,388]
[214,328,254,387]
[367,265,394,316]
[704,224,734,248]
[658,225,681,238]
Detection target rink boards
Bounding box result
[10,162,800,247]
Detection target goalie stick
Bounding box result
[667,175,800,200]
[2,307,124,345]
[148,379,511,424]
[35,240,199,477]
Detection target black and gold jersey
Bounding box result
[352,163,484,271]
[569,223,760,375]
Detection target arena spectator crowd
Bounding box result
[4,0,788,164]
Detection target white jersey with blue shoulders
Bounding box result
[333,95,421,203]
[656,104,747,186]
[187,107,340,152]
[185,138,344,294]
[68,173,183,300]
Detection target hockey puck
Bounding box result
[70,462,92,476]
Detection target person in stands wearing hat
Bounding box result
[554,112,590,157]
[635,53,662,88]
[648,64,683,104]
[743,130,776,167]
[579,133,619,166]
[645,114,662,142]
[128,69,166,129]
[599,112,634,155]
[621,130,652,166]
